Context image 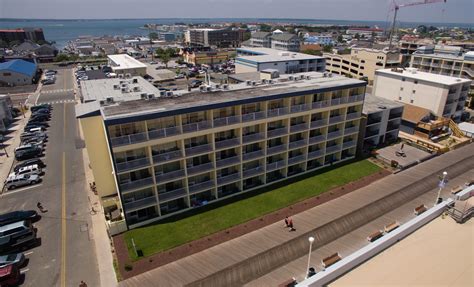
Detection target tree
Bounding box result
[243,32,251,41]
[301,49,322,56]
[354,33,360,40]
[149,32,158,40]
[322,45,333,53]
[54,53,70,62]
[259,24,272,32]
[337,35,343,43]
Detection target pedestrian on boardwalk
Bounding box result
[288,217,296,232]
[284,216,289,228]
[79,281,88,287]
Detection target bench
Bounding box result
[414,204,427,215]
[384,221,400,233]
[451,185,463,194]
[278,278,297,287]
[322,252,341,268]
[367,230,383,242]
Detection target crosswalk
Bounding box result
[37,99,76,105]
[40,88,74,94]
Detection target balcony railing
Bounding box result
[155,169,185,183]
[326,144,341,154]
[153,150,182,163]
[158,188,187,202]
[387,124,399,131]
[308,134,326,144]
[310,119,327,128]
[110,132,148,147]
[290,103,311,113]
[213,115,241,127]
[442,64,453,69]
[290,122,308,133]
[330,97,348,106]
[243,166,264,178]
[289,139,307,150]
[267,127,287,138]
[242,111,266,122]
[148,126,181,140]
[243,132,265,144]
[367,117,381,125]
[267,144,287,155]
[389,112,403,120]
[187,162,214,175]
[346,111,360,120]
[119,177,154,192]
[267,160,286,171]
[365,130,379,138]
[267,107,289,118]
[217,172,241,185]
[188,180,214,194]
[288,154,306,165]
[216,156,240,168]
[185,143,213,156]
[312,100,330,109]
[182,120,212,133]
[329,115,345,124]
[342,140,356,149]
[242,149,264,161]
[327,130,342,140]
[344,126,359,135]
[123,196,157,212]
[308,149,324,159]
[116,157,150,173]
[215,138,240,150]
[347,94,364,103]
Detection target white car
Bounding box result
[9,164,43,178]
[4,174,40,190]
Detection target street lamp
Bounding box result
[435,171,448,207]
[306,236,315,279]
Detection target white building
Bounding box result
[107,54,147,77]
[373,68,471,121]
[235,47,325,74]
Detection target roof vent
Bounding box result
[289,75,294,81]
[200,85,207,92]
[215,84,221,89]
[223,84,229,90]
[299,74,305,80]
[148,93,155,99]
[159,91,166,97]
[246,80,252,86]
[113,84,120,90]
[251,81,257,86]
[261,79,267,84]
[206,86,212,91]
[306,75,311,80]
[132,78,138,84]
[140,93,147,100]
[106,97,114,103]
[165,91,173,97]
[99,100,105,106]
[133,86,141,92]
[121,87,129,93]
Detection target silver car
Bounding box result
[4,174,40,190]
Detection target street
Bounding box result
[0,68,99,287]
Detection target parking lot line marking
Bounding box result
[24,251,34,256]
[20,268,29,274]
[2,184,43,196]
[61,152,67,287]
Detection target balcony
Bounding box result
[110,132,148,147]
[365,129,379,138]
[243,166,264,178]
[242,111,266,122]
[366,117,381,125]
[342,140,356,149]
[185,143,213,156]
[116,157,150,173]
[242,149,264,161]
[216,155,240,168]
[310,118,327,128]
[290,122,308,133]
[148,126,181,140]
[288,154,306,165]
[327,130,342,140]
[389,112,403,120]
[267,160,286,172]
[267,107,289,118]
[243,132,265,144]
[329,115,345,124]
[119,177,154,192]
[289,139,307,150]
[267,127,287,138]
[123,196,157,212]
[158,188,187,202]
[330,97,347,106]
[182,120,212,134]
[431,63,440,67]
[345,111,360,120]
[155,169,185,183]
[308,134,326,144]
[387,124,399,131]
[344,126,359,135]
[308,149,324,159]
[217,172,241,185]
[213,115,241,127]
[188,180,214,194]
[312,100,330,109]
[442,64,453,69]
[187,162,214,176]
[326,144,341,154]
[290,103,311,113]
[267,143,287,155]
[153,150,182,164]
[215,138,240,150]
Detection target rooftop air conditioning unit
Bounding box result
[159,91,166,97]
[106,97,114,103]
[328,73,333,78]
[261,79,267,84]
[125,73,132,78]
[289,75,294,81]
[206,86,212,92]
[323,72,328,77]
[215,84,221,89]
[246,80,252,86]
[148,93,155,99]
[268,79,273,84]
[300,74,305,80]
[132,78,138,84]
[118,74,124,78]
[113,84,120,90]
[133,86,141,92]
[121,87,129,93]
[119,80,125,84]
[251,81,257,86]
[99,100,105,106]
[223,84,229,90]
[200,85,207,92]
[165,91,173,97]
[306,75,311,80]
[140,93,147,100]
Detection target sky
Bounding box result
[0,0,473,24]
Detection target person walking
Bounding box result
[288,217,296,232]
[79,281,88,287]
[284,216,289,228]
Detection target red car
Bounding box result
[0,265,21,287]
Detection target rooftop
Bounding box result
[107,54,147,70]
[236,47,323,63]
[375,68,472,86]
[0,59,37,77]
[362,94,404,114]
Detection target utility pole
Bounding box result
[435,171,448,206]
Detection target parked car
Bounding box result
[175,74,185,79]
[0,253,25,268]
[9,164,43,178]
[25,122,49,129]
[0,211,38,227]
[14,146,42,161]
[41,79,55,85]
[0,220,37,252]
[24,127,46,133]
[29,115,50,122]
[0,265,21,287]
[189,80,203,88]
[20,133,47,143]
[14,159,45,172]
[21,137,46,147]
[30,104,51,112]
[4,174,40,190]
[44,69,57,75]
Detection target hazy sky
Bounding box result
[0,0,473,23]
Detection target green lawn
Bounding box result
[124,160,380,260]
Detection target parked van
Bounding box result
[4,174,40,190]
[9,164,42,178]
[0,220,37,252]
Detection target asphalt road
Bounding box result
[0,68,99,286]
[33,68,76,106]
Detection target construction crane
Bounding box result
[388,0,447,49]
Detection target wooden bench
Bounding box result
[322,252,341,268]
[451,185,463,195]
[384,221,400,233]
[367,230,383,242]
[414,204,427,215]
[278,278,297,287]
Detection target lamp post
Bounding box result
[435,171,448,207]
[306,236,315,279]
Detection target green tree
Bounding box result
[54,53,70,62]
[301,49,322,56]
[149,32,158,40]
[157,51,171,68]
[243,32,251,41]
[337,35,343,43]
[322,45,333,53]
[354,33,360,40]
[259,24,272,32]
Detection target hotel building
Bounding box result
[76,73,365,231]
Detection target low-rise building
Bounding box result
[76,71,366,230]
[107,54,147,77]
[249,32,300,52]
[0,59,37,87]
[235,47,325,74]
[180,49,230,66]
[249,32,272,48]
[346,27,384,38]
[373,68,471,121]
[303,33,334,46]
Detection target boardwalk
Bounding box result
[119,143,474,287]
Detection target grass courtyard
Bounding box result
[123,159,381,260]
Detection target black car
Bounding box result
[0,210,38,226]
[15,147,42,161]
[29,116,50,123]
[30,105,51,112]
[189,80,203,88]
[32,109,51,115]
[25,122,49,129]
[14,159,46,172]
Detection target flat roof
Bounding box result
[236,47,323,64]
[107,54,147,70]
[375,68,472,86]
[362,94,404,114]
[412,52,466,61]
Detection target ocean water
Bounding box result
[0,18,471,48]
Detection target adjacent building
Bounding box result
[76,72,366,230]
[235,47,325,74]
[346,27,384,38]
[303,33,334,46]
[248,32,301,52]
[0,59,37,87]
[184,28,244,48]
[0,28,45,44]
[180,48,230,66]
[373,68,471,121]
[0,95,13,133]
[324,47,401,85]
[107,54,147,77]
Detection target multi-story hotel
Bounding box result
[76,73,366,231]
